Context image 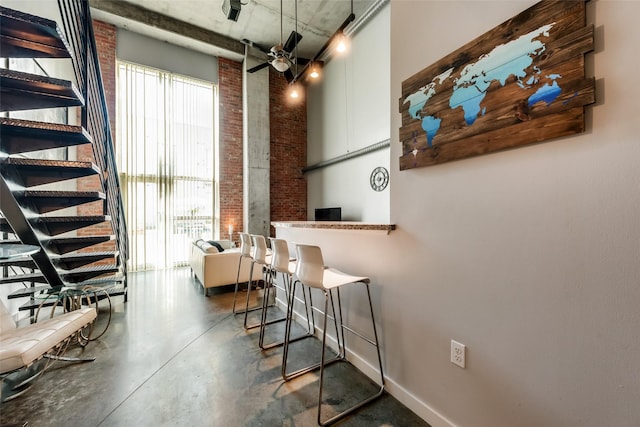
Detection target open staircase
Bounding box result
[0,1,128,313]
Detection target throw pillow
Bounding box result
[200,242,218,253]
[208,241,225,252]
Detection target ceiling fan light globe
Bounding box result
[272,57,291,72]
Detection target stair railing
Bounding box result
[56,0,129,278]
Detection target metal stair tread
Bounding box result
[17,282,126,311]
[0,272,46,285]
[14,191,106,215]
[51,251,119,269]
[0,257,35,268]
[46,235,115,244]
[1,157,98,170]
[53,250,118,260]
[43,235,115,255]
[60,264,121,283]
[1,158,101,187]
[0,117,92,154]
[0,215,111,236]
[24,190,106,198]
[0,5,72,58]
[0,68,84,111]
[34,215,112,236]
[7,285,53,299]
[8,272,124,300]
[62,264,120,274]
[36,215,111,223]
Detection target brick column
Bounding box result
[218,58,244,244]
[269,68,307,236]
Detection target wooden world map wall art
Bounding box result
[398,0,595,170]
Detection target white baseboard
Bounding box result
[346,353,456,427]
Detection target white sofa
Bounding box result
[189,239,261,295]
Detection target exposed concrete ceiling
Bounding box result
[89,0,378,63]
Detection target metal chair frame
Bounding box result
[259,238,315,350]
[232,233,262,317]
[281,244,385,426]
[241,235,277,329]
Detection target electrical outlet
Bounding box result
[451,340,466,368]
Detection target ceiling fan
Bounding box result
[245,0,308,82]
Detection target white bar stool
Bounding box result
[282,243,385,426]
[259,238,314,350]
[242,234,275,330]
[232,233,259,316]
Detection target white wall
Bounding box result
[117,29,218,83]
[386,1,640,426]
[306,4,390,222]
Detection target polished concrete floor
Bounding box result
[1,268,430,427]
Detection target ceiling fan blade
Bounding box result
[283,31,303,53]
[241,38,271,55]
[284,68,294,83]
[253,42,272,55]
[294,57,310,66]
[247,62,270,73]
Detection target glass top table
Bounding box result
[0,243,40,260]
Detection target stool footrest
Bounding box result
[260,330,314,351]
[282,353,342,381]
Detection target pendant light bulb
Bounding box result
[335,33,347,53]
[309,63,320,79]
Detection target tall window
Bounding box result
[116,61,218,271]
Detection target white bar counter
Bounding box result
[271,220,397,387]
[271,221,395,234]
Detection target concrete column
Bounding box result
[243,47,270,237]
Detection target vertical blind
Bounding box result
[116,61,217,271]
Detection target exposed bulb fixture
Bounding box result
[309,63,320,79]
[335,33,347,53]
[289,83,300,99]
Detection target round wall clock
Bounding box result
[370,166,389,191]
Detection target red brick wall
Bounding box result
[78,19,116,167]
[269,68,307,236]
[218,58,244,244]
[92,20,117,137]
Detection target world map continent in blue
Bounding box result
[403,23,562,149]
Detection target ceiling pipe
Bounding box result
[289,0,389,85]
[345,0,388,38]
[302,139,390,174]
